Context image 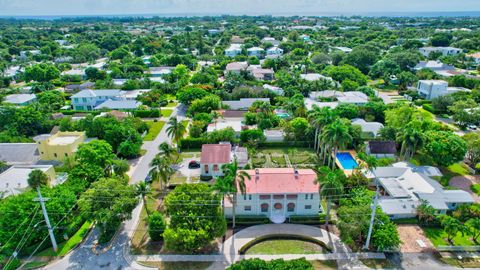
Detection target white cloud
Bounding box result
[0,0,479,16]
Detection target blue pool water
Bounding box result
[336,152,358,170]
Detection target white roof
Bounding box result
[94,100,141,110]
[300,73,333,82]
[207,120,243,133]
[0,165,53,198]
[305,98,338,110]
[226,44,242,51]
[50,135,80,145]
[71,89,122,98]
[4,94,36,104]
[247,47,264,52]
[351,118,384,136]
[337,91,369,104]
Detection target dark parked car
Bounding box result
[144,173,152,183]
[188,160,200,169]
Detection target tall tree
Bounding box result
[316,166,345,227]
[150,154,174,191]
[212,159,250,229]
[136,182,152,217]
[166,117,186,146]
[320,120,352,168]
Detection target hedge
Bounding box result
[59,110,101,116]
[258,141,312,148]
[179,137,207,150]
[414,99,431,106]
[133,109,160,118]
[226,215,270,225]
[287,214,334,225]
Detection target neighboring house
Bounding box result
[123,89,151,100]
[247,47,265,58]
[419,47,462,57]
[207,119,244,136]
[33,131,86,161]
[94,100,141,110]
[223,98,270,110]
[225,62,248,74]
[333,46,353,53]
[336,91,369,105]
[221,110,247,120]
[65,82,95,92]
[225,44,242,57]
[467,52,480,64]
[417,80,471,100]
[0,165,56,198]
[200,144,232,177]
[261,37,281,46]
[4,94,36,106]
[0,143,39,165]
[61,69,87,80]
[366,141,397,158]
[55,56,74,63]
[263,84,284,95]
[351,118,384,138]
[113,79,128,86]
[264,129,285,142]
[414,60,455,71]
[148,66,174,77]
[372,162,473,219]
[208,29,221,35]
[71,89,123,110]
[231,36,245,44]
[251,68,275,81]
[224,168,320,223]
[266,46,283,58]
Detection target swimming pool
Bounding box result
[336,152,358,170]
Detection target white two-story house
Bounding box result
[224,168,320,223]
[71,89,123,110]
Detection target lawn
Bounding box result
[310,260,337,270]
[169,173,187,186]
[23,261,48,270]
[270,155,287,167]
[439,162,470,186]
[423,227,475,247]
[37,220,93,257]
[472,184,480,195]
[165,102,177,108]
[131,180,163,255]
[244,239,326,255]
[144,121,165,141]
[161,109,173,117]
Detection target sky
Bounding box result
[0,0,480,16]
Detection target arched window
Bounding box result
[287,203,295,212]
[274,203,283,210]
[261,203,269,213]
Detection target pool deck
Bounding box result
[335,150,359,176]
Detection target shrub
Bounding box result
[148,212,166,241]
[422,103,435,113]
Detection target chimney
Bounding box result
[255,168,260,181]
[294,167,299,179]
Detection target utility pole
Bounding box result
[364,182,379,250]
[33,187,58,252]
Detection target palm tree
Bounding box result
[398,123,424,161]
[308,107,336,154]
[150,155,175,191]
[212,159,250,229]
[136,182,152,217]
[358,152,378,173]
[158,142,177,162]
[316,166,345,227]
[28,169,49,191]
[320,120,352,168]
[166,117,186,146]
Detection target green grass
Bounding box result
[37,220,93,257]
[23,261,48,269]
[423,227,475,247]
[447,163,470,176]
[245,239,326,255]
[169,173,187,186]
[144,121,165,141]
[270,155,287,167]
[161,109,173,117]
[166,102,177,107]
[440,257,480,268]
[471,184,480,196]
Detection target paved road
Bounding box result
[387,252,458,270]
[44,108,180,270]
